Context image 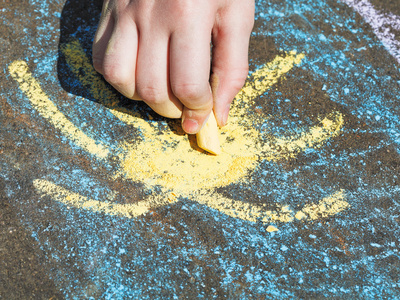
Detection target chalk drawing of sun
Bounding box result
[8,39,349,225]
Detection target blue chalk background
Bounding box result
[1,0,400,298]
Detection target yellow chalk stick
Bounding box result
[196,112,221,155]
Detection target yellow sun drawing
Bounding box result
[8,40,349,225]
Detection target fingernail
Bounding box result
[200,113,211,130]
[182,117,199,134]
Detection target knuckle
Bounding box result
[170,0,193,18]
[172,82,205,101]
[102,64,129,87]
[223,67,249,92]
[137,85,166,105]
[230,71,249,91]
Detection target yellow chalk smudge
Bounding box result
[8,60,109,159]
[300,189,349,220]
[33,179,176,218]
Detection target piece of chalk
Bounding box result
[196,112,221,155]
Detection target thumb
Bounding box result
[211,2,254,126]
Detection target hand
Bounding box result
[93,0,254,134]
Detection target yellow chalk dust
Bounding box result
[266,225,279,232]
[295,211,307,220]
[119,123,259,192]
[117,51,309,193]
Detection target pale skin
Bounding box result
[93,0,255,134]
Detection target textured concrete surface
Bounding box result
[1,0,400,299]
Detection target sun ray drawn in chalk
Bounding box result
[33,179,177,218]
[9,40,350,224]
[8,60,109,159]
[33,179,348,223]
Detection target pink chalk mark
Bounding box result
[341,0,400,65]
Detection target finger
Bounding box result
[92,0,114,74]
[211,2,254,127]
[136,29,183,119]
[100,13,139,99]
[170,26,213,134]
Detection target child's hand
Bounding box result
[93,0,254,134]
